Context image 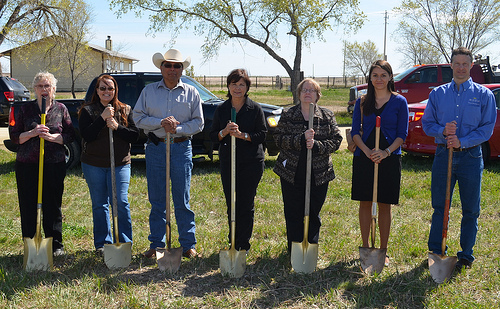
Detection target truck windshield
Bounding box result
[394,67,416,82]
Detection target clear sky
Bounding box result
[4,0,500,77]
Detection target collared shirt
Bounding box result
[422,78,496,148]
[133,78,204,138]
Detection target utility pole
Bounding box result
[383,10,388,61]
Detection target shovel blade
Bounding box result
[291,241,318,274]
[103,242,132,269]
[359,247,387,275]
[23,237,53,271]
[219,248,246,278]
[428,252,457,283]
[156,246,183,273]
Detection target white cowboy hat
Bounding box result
[152,49,191,69]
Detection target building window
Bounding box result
[120,61,124,72]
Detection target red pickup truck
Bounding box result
[347,56,500,113]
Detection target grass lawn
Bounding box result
[0,146,499,308]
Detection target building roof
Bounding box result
[0,36,139,62]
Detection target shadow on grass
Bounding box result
[0,249,442,307]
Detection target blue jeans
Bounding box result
[82,162,133,249]
[145,140,196,251]
[428,145,483,262]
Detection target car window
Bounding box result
[493,89,500,110]
[9,78,29,92]
[406,67,438,84]
[442,67,453,83]
[181,76,219,102]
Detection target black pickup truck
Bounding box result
[4,72,283,168]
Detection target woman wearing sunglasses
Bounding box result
[78,75,139,255]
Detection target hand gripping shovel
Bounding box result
[291,103,318,274]
[24,96,53,271]
[428,147,457,283]
[359,116,387,275]
[104,107,132,269]
[157,131,183,272]
[220,107,246,278]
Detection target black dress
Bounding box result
[351,104,402,205]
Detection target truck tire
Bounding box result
[65,140,81,169]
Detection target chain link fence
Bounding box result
[195,75,366,90]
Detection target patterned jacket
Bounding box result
[273,103,342,186]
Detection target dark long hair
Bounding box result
[362,60,396,116]
[78,75,128,126]
[226,69,251,99]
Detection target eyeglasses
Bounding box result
[98,86,115,91]
[162,63,182,69]
[301,89,317,93]
[35,84,51,89]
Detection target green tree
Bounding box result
[394,0,500,62]
[343,40,382,82]
[109,0,365,103]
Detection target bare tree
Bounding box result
[394,0,500,62]
[109,0,365,103]
[344,40,383,82]
[394,26,443,67]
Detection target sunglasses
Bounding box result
[98,86,115,91]
[162,63,182,69]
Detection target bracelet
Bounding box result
[244,133,248,140]
[219,130,224,138]
[385,148,391,156]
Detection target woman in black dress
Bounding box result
[350,60,409,265]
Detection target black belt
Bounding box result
[437,144,477,152]
[165,136,190,144]
[148,132,191,145]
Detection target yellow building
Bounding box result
[1,36,138,92]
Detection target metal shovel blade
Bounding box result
[359,247,386,275]
[23,236,53,271]
[220,247,246,278]
[428,252,457,284]
[156,246,183,273]
[103,242,132,269]
[291,239,318,274]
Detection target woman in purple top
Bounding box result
[9,72,75,256]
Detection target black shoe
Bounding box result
[455,258,472,270]
[95,247,104,256]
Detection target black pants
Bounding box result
[15,161,66,251]
[220,159,264,250]
[281,178,329,253]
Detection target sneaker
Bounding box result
[53,248,65,256]
[95,247,104,256]
[455,258,472,270]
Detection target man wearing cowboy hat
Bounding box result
[133,48,204,259]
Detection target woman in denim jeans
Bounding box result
[78,75,139,254]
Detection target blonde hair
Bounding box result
[296,78,322,103]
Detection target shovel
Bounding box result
[291,103,318,274]
[23,96,53,271]
[104,108,132,269]
[360,116,387,275]
[220,107,246,278]
[157,131,183,272]
[428,146,457,283]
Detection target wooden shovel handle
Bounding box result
[166,131,172,249]
[370,116,381,248]
[441,146,453,254]
[108,104,119,244]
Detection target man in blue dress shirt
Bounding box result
[133,49,204,259]
[422,46,496,270]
